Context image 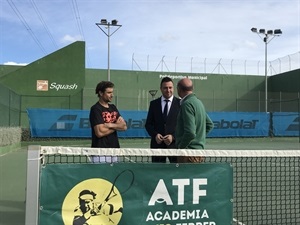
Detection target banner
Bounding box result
[208,112,270,137]
[272,112,300,136]
[39,163,233,225]
[27,109,271,138]
[27,108,149,138]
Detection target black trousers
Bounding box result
[152,156,177,163]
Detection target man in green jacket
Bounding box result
[175,78,214,163]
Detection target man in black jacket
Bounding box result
[145,77,181,163]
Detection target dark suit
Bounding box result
[145,96,181,163]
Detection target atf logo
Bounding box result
[62,178,123,225]
[286,116,300,131]
[49,115,77,131]
[62,170,134,225]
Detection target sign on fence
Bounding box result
[39,163,233,225]
[27,108,276,138]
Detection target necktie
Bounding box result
[163,99,169,121]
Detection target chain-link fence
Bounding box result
[1,88,299,128]
[0,83,21,127]
[131,52,300,75]
[84,88,299,113]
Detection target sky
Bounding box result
[0,0,299,73]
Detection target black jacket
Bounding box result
[145,96,181,149]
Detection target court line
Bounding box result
[0,153,9,157]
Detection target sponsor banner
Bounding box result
[27,109,270,138]
[27,108,90,138]
[39,163,233,225]
[272,112,299,136]
[208,112,269,137]
[27,108,148,138]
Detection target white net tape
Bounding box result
[40,146,300,157]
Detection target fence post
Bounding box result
[25,145,41,225]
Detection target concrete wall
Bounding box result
[84,69,266,112]
[0,41,85,127]
[269,69,300,112]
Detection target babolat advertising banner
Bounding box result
[39,163,233,225]
[272,112,299,136]
[27,109,270,138]
[208,112,270,137]
[27,108,149,138]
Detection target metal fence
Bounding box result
[0,83,21,127]
[131,51,300,75]
[1,88,299,128]
[84,88,299,113]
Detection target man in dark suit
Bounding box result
[145,77,181,163]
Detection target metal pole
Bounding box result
[298,96,300,143]
[25,145,41,225]
[264,36,268,112]
[107,23,111,81]
[96,20,122,82]
[251,28,282,111]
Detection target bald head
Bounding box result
[177,78,193,98]
[178,78,193,90]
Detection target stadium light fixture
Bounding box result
[251,27,282,112]
[96,19,122,81]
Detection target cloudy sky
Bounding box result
[0,0,299,73]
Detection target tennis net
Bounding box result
[27,146,300,225]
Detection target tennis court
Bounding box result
[1,137,300,225]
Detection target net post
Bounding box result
[25,145,41,225]
[298,96,300,143]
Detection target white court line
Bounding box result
[0,153,9,157]
[0,150,20,158]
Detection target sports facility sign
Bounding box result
[39,163,233,225]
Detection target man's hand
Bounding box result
[116,116,127,130]
[104,116,127,131]
[155,134,164,144]
[116,116,125,124]
[163,135,173,146]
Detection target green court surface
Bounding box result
[0,137,300,225]
[0,148,27,225]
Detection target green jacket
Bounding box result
[175,93,213,149]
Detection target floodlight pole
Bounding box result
[96,19,122,81]
[264,39,268,112]
[251,27,282,112]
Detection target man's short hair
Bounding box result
[95,81,114,97]
[160,77,173,88]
